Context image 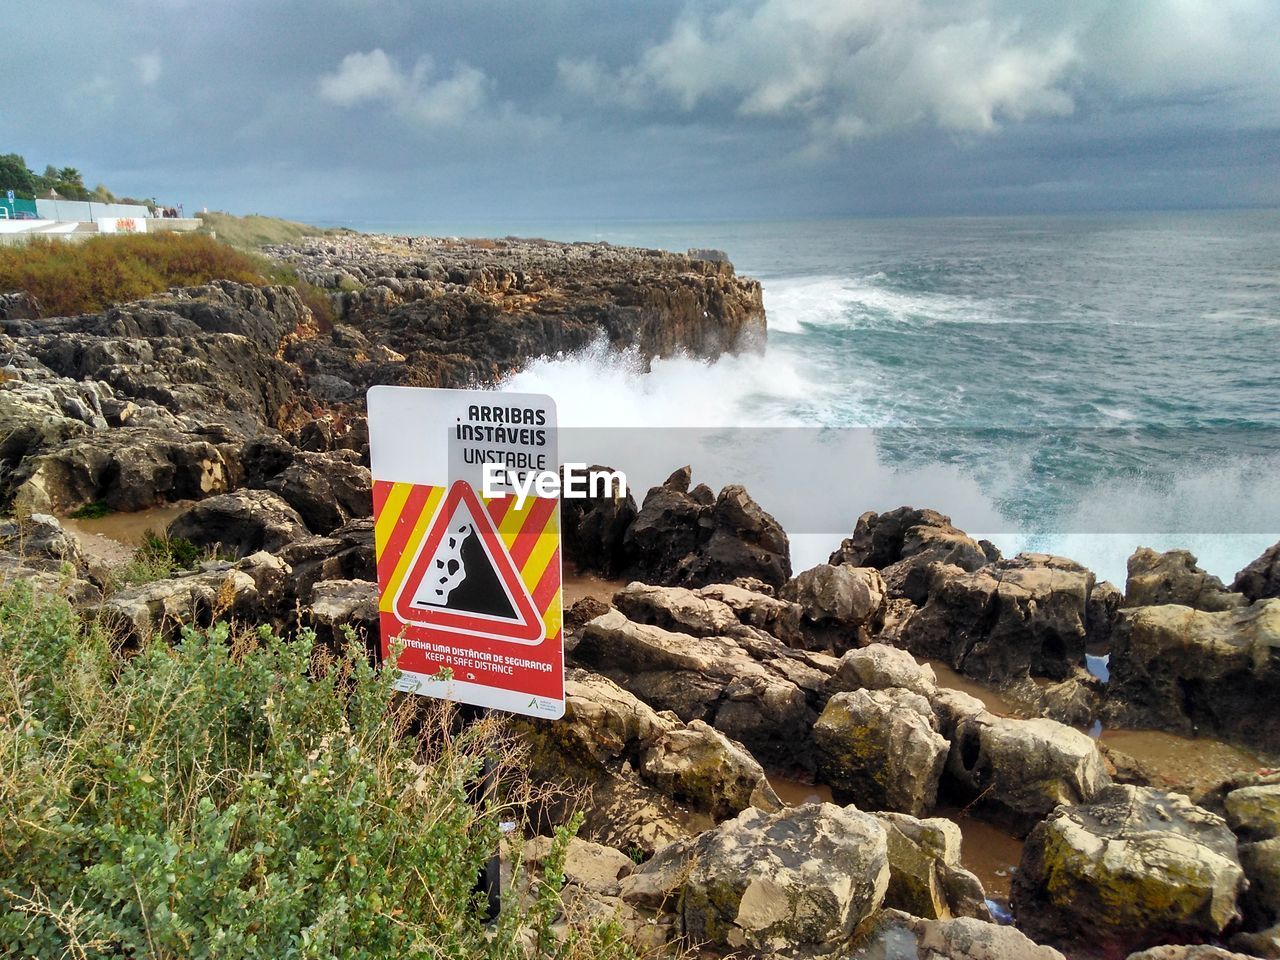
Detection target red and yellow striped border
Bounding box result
[372,480,562,643]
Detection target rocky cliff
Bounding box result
[0,235,764,514]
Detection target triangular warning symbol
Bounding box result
[394,480,545,645]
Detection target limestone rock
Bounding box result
[856,909,1066,960]
[1226,784,1280,842]
[1235,540,1280,603]
[307,579,378,646]
[574,608,813,769]
[1013,784,1245,955]
[694,580,804,644]
[639,719,783,820]
[828,642,939,698]
[93,552,290,643]
[628,803,889,953]
[258,450,372,535]
[559,463,637,578]
[780,563,887,653]
[873,813,988,920]
[830,507,991,605]
[945,712,1109,836]
[901,553,1097,684]
[612,582,741,637]
[1125,547,1246,612]
[1127,948,1260,960]
[813,688,948,816]
[624,472,791,588]
[1106,599,1280,752]
[167,489,310,558]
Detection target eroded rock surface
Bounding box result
[1013,784,1245,956]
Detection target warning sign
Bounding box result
[367,386,564,718]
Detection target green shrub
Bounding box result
[68,502,113,520]
[106,530,206,589]
[0,586,638,959]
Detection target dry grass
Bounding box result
[0,233,264,318]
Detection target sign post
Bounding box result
[367,385,565,718]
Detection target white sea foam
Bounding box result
[496,278,1278,589]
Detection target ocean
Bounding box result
[351,210,1280,586]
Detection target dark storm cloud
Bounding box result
[2,0,1276,223]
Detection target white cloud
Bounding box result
[133,51,162,87]
[558,0,1280,142]
[318,48,491,126]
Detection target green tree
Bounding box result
[0,153,34,193]
[57,166,83,187]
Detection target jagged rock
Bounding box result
[900,553,1097,684]
[1127,948,1260,960]
[872,814,988,920]
[1088,579,1123,647]
[780,564,887,653]
[0,553,101,606]
[521,836,635,898]
[307,579,378,646]
[260,450,372,535]
[944,713,1109,836]
[639,720,783,820]
[1106,599,1280,752]
[624,472,791,588]
[625,803,889,953]
[1235,541,1280,603]
[697,580,804,644]
[1226,784,1280,842]
[559,463,637,578]
[856,909,1065,960]
[12,428,231,514]
[92,552,290,643]
[1034,670,1103,727]
[1240,837,1280,929]
[828,642,939,698]
[276,237,766,393]
[0,513,87,572]
[1013,784,1245,956]
[167,489,309,558]
[23,283,302,428]
[612,582,742,637]
[1125,547,1247,612]
[574,608,814,768]
[277,517,374,605]
[528,670,674,771]
[519,671,709,856]
[1231,926,1280,958]
[813,688,949,816]
[830,507,992,605]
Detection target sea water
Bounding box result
[354,210,1280,585]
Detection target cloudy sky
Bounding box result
[3,0,1278,225]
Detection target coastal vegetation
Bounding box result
[0,585,636,960]
[0,232,334,328]
[195,211,352,252]
[0,152,151,205]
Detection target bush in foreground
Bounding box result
[0,586,635,959]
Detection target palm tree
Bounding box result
[57,167,83,187]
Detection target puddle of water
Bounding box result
[1086,652,1110,682]
[62,502,194,566]
[563,572,626,607]
[766,773,835,807]
[1100,728,1272,798]
[925,660,1020,716]
[62,502,193,546]
[934,804,1025,906]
